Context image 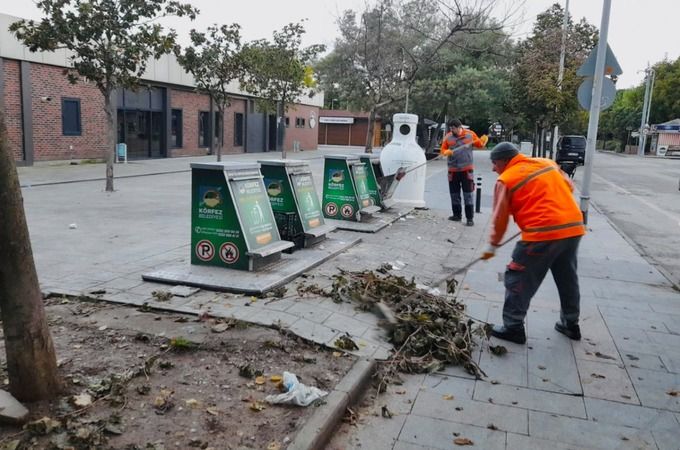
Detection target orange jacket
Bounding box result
[491,154,585,243]
[440,129,485,172]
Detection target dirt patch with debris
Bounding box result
[0,296,355,449]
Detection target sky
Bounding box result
[2,0,678,89]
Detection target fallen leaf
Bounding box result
[487,424,499,430]
[595,352,616,360]
[332,351,342,357]
[537,365,546,370]
[255,376,266,385]
[72,392,93,407]
[267,442,281,450]
[667,390,679,397]
[250,401,266,412]
[185,398,201,409]
[590,373,606,379]
[395,389,407,395]
[381,405,393,418]
[206,407,220,416]
[455,406,463,411]
[454,437,474,446]
[270,375,282,383]
[442,394,455,400]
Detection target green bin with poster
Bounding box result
[190,162,293,271]
[358,153,394,209]
[259,159,335,250]
[322,155,380,222]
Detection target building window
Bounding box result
[214,111,223,146]
[285,116,290,128]
[199,111,210,147]
[171,109,183,148]
[295,117,306,128]
[62,98,81,136]
[234,113,244,146]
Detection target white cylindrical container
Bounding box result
[379,113,426,207]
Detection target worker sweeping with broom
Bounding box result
[482,142,586,344]
[440,119,488,226]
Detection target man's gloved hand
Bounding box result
[442,149,453,157]
[481,244,498,260]
[480,135,489,146]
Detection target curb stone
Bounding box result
[288,358,377,450]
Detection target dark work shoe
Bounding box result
[555,322,581,340]
[490,324,526,344]
[465,219,474,226]
[448,215,462,222]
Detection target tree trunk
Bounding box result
[365,107,376,153]
[0,112,61,402]
[217,108,223,163]
[278,101,286,159]
[104,92,115,192]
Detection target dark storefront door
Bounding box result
[116,86,166,159]
[116,110,165,159]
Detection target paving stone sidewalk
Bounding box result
[18,151,680,449]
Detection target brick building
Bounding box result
[0,13,323,165]
[317,109,382,148]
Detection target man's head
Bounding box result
[490,142,519,174]
[448,118,462,134]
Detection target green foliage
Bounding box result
[239,21,325,113]
[315,0,511,134]
[508,3,597,135]
[10,0,197,191]
[176,24,243,113]
[10,0,198,96]
[648,58,680,124]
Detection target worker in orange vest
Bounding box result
[482,142,586,344]
[440,119,488,226]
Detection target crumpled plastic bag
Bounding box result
[264,371,328,406]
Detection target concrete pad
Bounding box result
[478,349,528,388]
[421,374,476,399]
[325,205,413,233]
[585,397,678,431]
[529,411,656,449]
[527,338,582,395]
[0,390,29,424]
[474,381,587,418]
[411,389,528,434]
[576,360,639,404]
[141,236,361,294]
[399,415,506,450]
[506,433,592,450]
[628,367,680,412]
[169,285,200,297]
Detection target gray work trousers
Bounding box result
[502,236,581,328]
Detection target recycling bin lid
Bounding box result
[191,161,261,171]
[257,159,308,167]
[323,154,361,161]
[357,153,381,161]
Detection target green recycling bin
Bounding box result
[190,162,293,271]
[322,154,380,222]
[259,159,335,250]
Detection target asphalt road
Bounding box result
[574,152,680,288]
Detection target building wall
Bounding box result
[2,59,24,161]
[283,103,320,151]
[223,97,246,154]
[31,64,108,161]
[169,88,211,157]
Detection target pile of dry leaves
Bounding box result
[299,267,505,386]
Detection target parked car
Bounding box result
[556,135,587,166]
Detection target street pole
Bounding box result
[638,66,652,156]
[579,0,611,224]
[552,0,570,160]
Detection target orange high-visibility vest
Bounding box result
[498,154,586,242]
